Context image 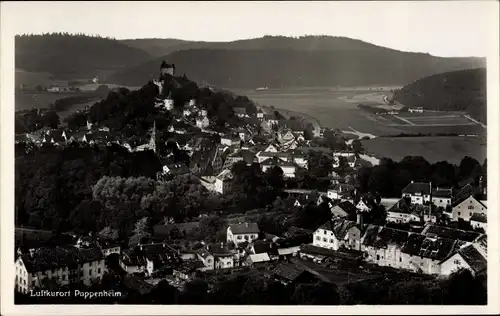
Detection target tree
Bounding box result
[458,156,480,181]
[351,139,364,154]
[291,282,341,305]
[198,215,227,242]
[182,279,209,304]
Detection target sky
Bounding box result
[1,1,498,57]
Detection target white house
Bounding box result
[431,188,453,208]
[439,244,486,277]
[401,181,432,205]
[215,169,233,194]
[385,199,419,224]
[183,109,192,117]
[196,249,215,271]
[261,157,297,178]
[470,213,487,231]
[227,223,260,245]
[15,247,105,294]
[448,195,487,222]
[263,143,279,153]
[206,243,234,270]
[312,218,361,251]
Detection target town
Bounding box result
[14,61,488,305]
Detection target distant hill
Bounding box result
[394,68,486,123]
[111,35,485,88]
[16,33,152,79]
[119,35,401,57]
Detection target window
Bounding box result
[324,230,327,235]
[63,275,67,281]
[468,205,474,210]
[329,239,334,243]
[89,269,92,275]
[376,255,380,260]
[458,212,461,216]
[315,236,320,241]
[97,268,101,274]
[237,235,242,240]
[244,235,249,240]
[399,258,402,262]
[440,199,443,203]
[323,238,327,242]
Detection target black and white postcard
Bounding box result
[1,1,499,315]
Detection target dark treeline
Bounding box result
[15,268,486,305]
[356,156,487,197]
[394,68,486,123]
[15,33,151,78]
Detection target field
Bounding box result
[362,136,486,165]
[234,87,487,163]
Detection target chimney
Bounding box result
[357,212,364,227]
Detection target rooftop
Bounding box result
[402,181,431,195]
[20,247,103,273]
[421,224,482,242]
[229,222,260,235]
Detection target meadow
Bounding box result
[237,88,487,163]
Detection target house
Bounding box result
[263,143,279,153]
[15,247,105,294]
[249,240,279,258]
[98,240,121,257]
[386,198,415,224]
[330,201,357,220]
[470,213,487,231]
[312,218,362,251]
[205,243,234,269]
[195,248,215,271]
[227,223,260,245]
[120,243,179,277]
[162,163,190,177]
[448,194,487,222]
[356,198,373,213]
[142,243,180,277]
[260,157,297,178]
[222,150,256,170]
[401,181,432,205]
[196,115,210,129]
[361,225,463,274]
[439,244,487,277]
[172,261,205,281]
[215,169,233,194]
[431,187,453,208]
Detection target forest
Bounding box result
[15,33,152,78]
[394,68,487,123]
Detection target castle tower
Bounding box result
[149,120,157,153]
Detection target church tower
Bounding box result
[149,120,157,153]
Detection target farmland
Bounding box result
[361,136,486,165]
[235,87,486,163]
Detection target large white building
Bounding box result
[227,223,260,245]
[401,181,432,205]
[15,247,105,294]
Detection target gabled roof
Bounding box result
[432,188,453,198]
[206,243,232,257]
[261,156,296,168]
[387,198,412,214]
[318,218,358,240]
[402,182,431,195]
[458,244,487,273]
[362,225,408,248]
[333,201,357,217]
[20,247,103,273]
[421,224,482,242]
[229,223,260,235]
[470,213,487,223]
[401,234,462,261]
